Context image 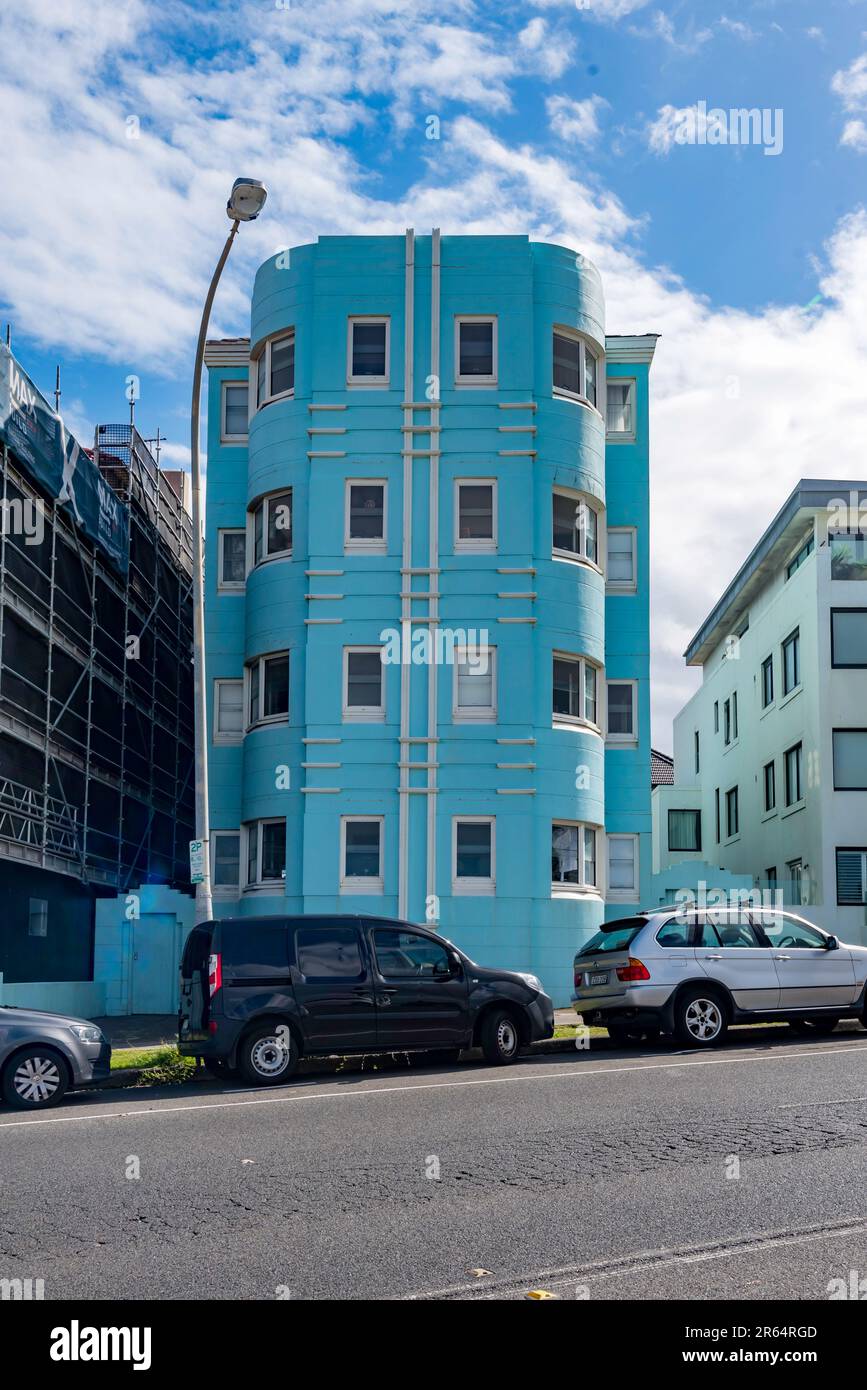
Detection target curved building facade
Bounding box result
[204,233,655,1004]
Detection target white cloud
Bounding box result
[531,0,651,18]
[831,52,867,110]
[841,118,867,151]
[546,94,609,144]
[717,16,758,41]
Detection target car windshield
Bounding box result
[576,918,646,956]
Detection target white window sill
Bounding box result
[220,434,249,446]
[552,549,603,575]
[247,716,290,733]
[343,710,386,723]
[217,583,246,595]
[551,883,602,899]
[723,833,741,846]
[345,540,386,555]
[213,734,243,746]
[213,886,240,898]
[760,703,775,719]
[454,709,497,724]
[761,809,778,823]
[779,684,803,708]
[605,432,636,445]
[606,736,638,747]
[553,390,601,417]
[339,879,384,895]
[251,552,293,572]
[553,716,602,735]
[781,799,806,819]
[455,540,497,554]
[607,891,640,903]
[243,882,286,894]
[606,581,637,595]
[454,378,498,389]
[257,389,294,411]
[452,881,495,896]
[346,377,390,389]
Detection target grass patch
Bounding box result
[111,1045,197,1085]
[553,1024,607,1039]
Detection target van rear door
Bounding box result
[179,924,215,1043]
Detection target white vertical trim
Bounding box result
[427,228,442,914]
[399,228,415,920]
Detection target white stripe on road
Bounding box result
[1,1041,867,1130]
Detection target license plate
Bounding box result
[588,971,608,987]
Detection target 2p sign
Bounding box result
[189,839,205,885]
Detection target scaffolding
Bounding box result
[0,424,195,892]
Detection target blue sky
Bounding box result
[2,0,866,741]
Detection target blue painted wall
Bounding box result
[205,234,653,1005]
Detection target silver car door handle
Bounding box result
[706,954,722,960]
[774,954,790,960]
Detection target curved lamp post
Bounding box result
[190,178,267,923]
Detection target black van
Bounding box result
[178,914,554,1084]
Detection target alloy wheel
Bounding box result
[684,998,722,1042]
[13,1055,62,1104]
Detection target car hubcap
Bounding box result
[251,1035,290,1077]
[14,1055,61,1103]
[497,1019,517,1055]
[685,999,722,1041]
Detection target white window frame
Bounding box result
[605,526,637,593]
[213,677,244,745]
[552,651,602,731]
[340,815,384,894]
[220,380,249,443]
[253,330,295,409]
[344,478,387,553]
[212,829,241,895]
[606,832,640,902]
[725,786,740,841]
[551,820,601,897]
[453,645,497,723]
[605,678,638,744]
[552,324,603,412]
[218,528,247,591]
[605,376,636,441]
[454,477,497,553]
[552,485,603,570]
[347,316,390,387]
[246,651,290,730]
[452,816,496,895]
[454,315,498,387]
[343,646,385,722]
[248,489,293,569]
[244,818,287,888]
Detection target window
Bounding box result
[455,316,496,384]
[831,533,867,580]
[552,654,599,727]
[221,382,248,441]
[348,317,389,384]
[700,916,764,950]
[833,729,867,789]
[219,529,246,588]
[787,859,804,903]
[255,331,295,406]
[763,760,776,812]
[831,609,867,668]
[455,479,496,551]
[552,490,598,564]
[606,681,637,741]
[212,832,240,890]
[713,701,719,734]
[761,655,774,708]
[766,867,777,889]
[297,925,364,980]
[786,534,814,579]
[251,490,292,565]
[753,912,826,950]
[248,653,289,726]
[732,692,738,740]
[606,528,636,588]
[552,328,599,407]
[657,919,691,947]
[341,817,384,890]
[343,648,384,721]
[668,809,701,852]
[714,788,720,843]
[694,730,700,775]
[725,786,739,838]
[374,928,451,979]
[28,898,47,937]
[245,819,286,886]
[606,379,635,436]
[551,822,599,892]
[723,698,731,745]
[214,678,243,742]
[345,481,386,550]
[837,848,867,905]
[607,834,639,900]
[453,818,495,892]
[453,646,496,722]
[782,628,800,694]
[784,742,803,806]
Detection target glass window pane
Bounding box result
[553,493,579,553]
[257,352,266,406]
[266,492,292,555]
[374,928,449,978]
[668,809,701,852]
[249,661,260,724]
[608,837,635,891]
[584,663,597,723]
[213,834,240,887]
[581,504,598,562]
[270,335,294,396]
[837,849,867,905]
[583,827,596,885]
[553,331,581,395]
[584,347,597,406]
[456,821,492,878]
[223,385,248,437]
[607,683,634,735]
[607,530,634,583]
[345,821,381,878]
[347,651,382,708]
[458,484,494,540]
[246,821,258,884]
[551,824,579,883]
[458,321,494,377]
[348,484,384,540]
[261,821,286,880]
[783,630,800,691]
[221,531,246,584]
[831,534,867,580]
[253,503,263,565]
[606,381,633,434]
[217,681,243,733]
[263,655,289,719]
[553,658,581,718]
[833,730,867,789]
[456,654,493,709]
[352,321,387,377]
[832,610,867,667]
[297,927,364,979]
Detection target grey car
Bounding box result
[573,907,867,1047]
[0,1006,111,1109]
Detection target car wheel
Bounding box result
[480,1009,521,1065]
[789,1017,840,1037]
[237,1023,299,1086]
[202,1057,237,1081]
[674,988,728,1047]
[2,1046,69,1110]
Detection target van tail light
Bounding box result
[574,965,582,989]
[208,952,222,998]
[616,958,651,983]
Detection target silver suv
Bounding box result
[572,908,867,1047]
[0,1006,111,1109]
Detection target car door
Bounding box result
[752,911,857,1009]
[692,912,780,1011]
[291,920,377,1049]
[369,924,469,1048]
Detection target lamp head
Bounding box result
[227,178,267,222]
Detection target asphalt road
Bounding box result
[2,1027,867,1301]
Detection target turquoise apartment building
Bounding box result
[203,233,655,1005]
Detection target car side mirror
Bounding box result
[825,934,839,951]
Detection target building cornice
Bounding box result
[605,334,660,364]
[204,338,250,369]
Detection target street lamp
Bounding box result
[190,178,267,923]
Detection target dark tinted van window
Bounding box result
[221,920,289,976]
[576,918,645,957]
[297,926,364,980]
[374,928,450,977]
[181,925,213,977]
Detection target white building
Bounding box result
[654,480,867,942]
